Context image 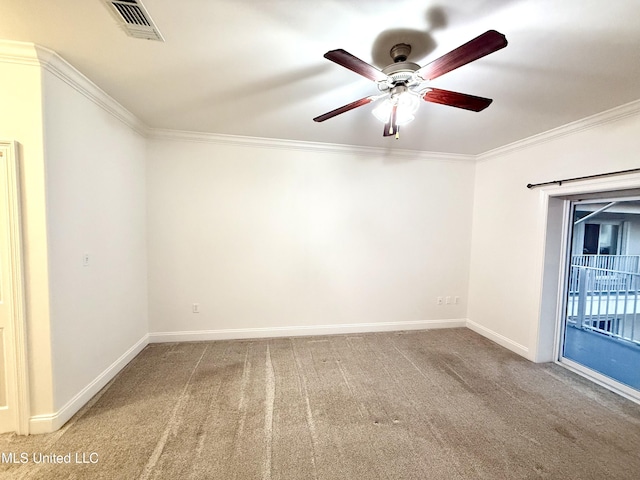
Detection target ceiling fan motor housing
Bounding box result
[390,43,411,62]
[379,61,421,92]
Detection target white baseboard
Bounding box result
[465,319,530,358]
[149,319,467,343]
[29,334,149,434]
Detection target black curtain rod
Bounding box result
[527,167,640,189]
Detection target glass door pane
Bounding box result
[561,199,640,394]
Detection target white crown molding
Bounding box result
[0,40,41,66]
[147,128,476,162]
[0,39,146,136]
[0,39,473,161]
[36,46,147,136]
[3,40,639,164]
[477,99,640,162]
[141,95,640,162]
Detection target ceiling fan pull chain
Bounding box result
[389,104,398,135]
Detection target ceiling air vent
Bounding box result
[103,0,164,41]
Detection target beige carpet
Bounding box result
[1,328,640,479]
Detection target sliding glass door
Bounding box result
[560,197,640,399]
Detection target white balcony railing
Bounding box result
[567,265,640,345]
[571,254,640,273]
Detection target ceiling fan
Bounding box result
[313,30,508,139]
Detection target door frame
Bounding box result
[0,140,29,434]
[533,170,640,403]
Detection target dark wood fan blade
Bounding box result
[383,105,399,137]
[423,88,493,111]
[324,49,388,83]
[313,96,375,122]
[416,30,507,81]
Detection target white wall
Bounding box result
[0,52,54,419]
[468,105,640,361]
[147,137,474,337]
[42,69,148,413]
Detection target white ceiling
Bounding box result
[2,0,640,155]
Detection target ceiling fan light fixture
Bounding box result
[372,91,420,125]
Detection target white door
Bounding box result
[0,141,28,434]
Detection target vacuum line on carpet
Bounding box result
[229,344,252,480]
[189,343,233,480]
[291,340,319,480]
[137,345,208,480]
[263,344,275,480]
[331,341,365,419]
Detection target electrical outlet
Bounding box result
[454,296,460,305]
[82,253,90,266]
[446,296,451,305]
[192,304,200,313]
[436,297,443,305]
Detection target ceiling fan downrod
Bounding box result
[390,43,411,63]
